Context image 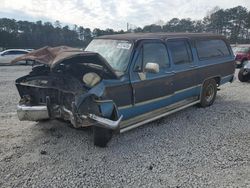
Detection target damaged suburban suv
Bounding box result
[13,33,235,147]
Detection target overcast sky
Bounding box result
[0,0,250,30]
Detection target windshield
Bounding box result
[85,39,132,72]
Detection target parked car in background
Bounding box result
[25,49,34,52]
[233,45,250,68]
[12,33,235,147]
[238,60,250,82]
[0,49,29,65]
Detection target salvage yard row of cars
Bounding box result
[3,32,249,147]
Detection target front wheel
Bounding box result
[238,68,249,82]
[93,126,113,147]
[199,79,217,107]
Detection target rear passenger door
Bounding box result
[166,39,200,99]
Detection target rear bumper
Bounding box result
[17,105,49,121]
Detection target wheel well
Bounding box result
[213,77,221,86]
[202,77,220,88]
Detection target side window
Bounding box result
[167,40,192,65]
[2,51,10,56]
[2,50,28,56]
[15,51,28,55]
[11,51,19,55]
[143,43,170,69]
[5,51,15,55]
[196,39,230,59]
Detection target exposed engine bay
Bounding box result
[13,46,121,130]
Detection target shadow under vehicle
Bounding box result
[13,33,235,147]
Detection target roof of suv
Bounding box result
[97,32,225,41]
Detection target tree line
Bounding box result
[0,5,250,49]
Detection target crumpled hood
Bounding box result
[11,46,118,79]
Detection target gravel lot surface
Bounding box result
[0,66,250,188]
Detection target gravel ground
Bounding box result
[0,66,250,188]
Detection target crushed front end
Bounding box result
[14,46,122,131]
[16,65,91,127]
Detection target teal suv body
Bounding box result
[14,33,235,147]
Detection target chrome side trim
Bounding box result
[118,104,133,110]
[118,84,201,110]
[17,105,49,121]
[89,114,123,130]
[120,100,200,133]
[174,84,201,94]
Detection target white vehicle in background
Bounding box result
[0,49,30,65]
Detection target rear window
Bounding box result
[196,39,230,59]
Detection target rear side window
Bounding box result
[196,39,230,59]
[167,40,193,65]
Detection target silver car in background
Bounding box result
[0,49,29,65]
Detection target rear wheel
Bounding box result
[199,79,217,107]
[238,68,249,82]
[93,126,113,147]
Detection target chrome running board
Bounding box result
[120,100,200,133]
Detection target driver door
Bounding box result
[130,40,174,112]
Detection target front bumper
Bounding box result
[17,104,122,130]
[17,105,49,121]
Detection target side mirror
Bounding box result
[145,62,159,73]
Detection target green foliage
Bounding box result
[142,5,250,43]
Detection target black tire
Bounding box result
[199,79,217,107]
[93,126,113,147]
[238,68,249,82]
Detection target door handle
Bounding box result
[190,65,198,68]
[165,71,175,74]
